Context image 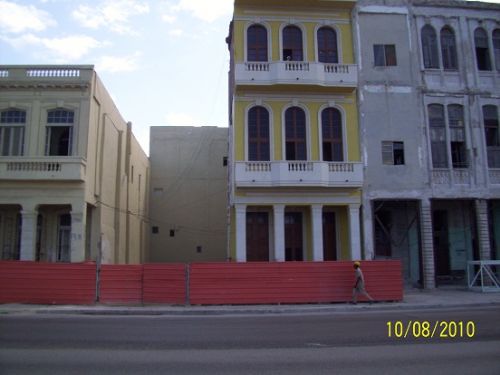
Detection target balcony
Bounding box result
[431,169,471,186]
[234,161,363,188]
[0,157,86,181]
[0,65,93,89]
[235,61,357,87]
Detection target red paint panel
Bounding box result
[0,261,96,304]
[143,264,186,304]
[99,265,143,304]
[189,261,402,305]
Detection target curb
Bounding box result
[2,301,500,317]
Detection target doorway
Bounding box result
[246,212,269,261]
[323,211,337,260]
[285,212,303,261]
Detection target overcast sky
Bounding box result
[0,0,233,154]
[0,0,498,155]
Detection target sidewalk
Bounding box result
[1,287,499,316]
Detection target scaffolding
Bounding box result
[467,260,500,292]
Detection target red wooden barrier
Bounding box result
[143,264,186,304]
[99,265,143,304]
[0,261,96,304]
[189,260,402,305]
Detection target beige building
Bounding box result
[149,126,228,262]
[0,65,149,264]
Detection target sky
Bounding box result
[0,0,234,155]
[0,0,498,155]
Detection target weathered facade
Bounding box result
[149,126,228,262]
[0,65,149,264]
[355,0,500,288]
[227,0,362,262]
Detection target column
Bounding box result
[348,204,361,260]
[311,205,323,261]
[362,200,375,260]
[475,199,491,261]
[273,204,285,261]
[19,209,38,261]
[420,199,435,289]
[70,207,87,262]
[235,204,247,262]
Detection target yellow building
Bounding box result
[0,65,149,264]
[227,0,362,262]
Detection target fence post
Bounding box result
[95,233,102,303]
[185,263,190,305]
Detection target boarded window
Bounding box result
[248,106,270,161]
[321,107,343,161]
[285,107,307,160]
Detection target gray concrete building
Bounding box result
[149,126,228,262]
[355,0,500,288]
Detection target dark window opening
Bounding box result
[46,126,71,156]
[441,26,458,70]
[248,106,270,161]
[285,107,307,160]
[493,29,500,71]
[475,28,491,71]
[283,25,303,61]
[382,141,405,165]
[483,105,500,168]
[422,25,439,69]
[321,107,343,161]
[247,24,268,62]
[373,44,397,67]
[152,226,159,234]
[318,26,338,63]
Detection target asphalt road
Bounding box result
[1,306,499,374]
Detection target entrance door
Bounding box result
[57,214,71,262]
[285,212,303,261]
[246,212,269,261]
[323,212,337,260]
[433,210,450,276]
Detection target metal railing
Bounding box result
[467,260,500,292]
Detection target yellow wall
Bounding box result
[233,10,354,64]
[233,95,359,162]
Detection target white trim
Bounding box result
[281,102,311,161]
[279,22,308,62]
[317,104,348,162]
[314,24,343,64]
[232,195,361,206]
[244,21,272,63]
[358,5,408,15]
[244,102,274,162]
[236,94,353,103]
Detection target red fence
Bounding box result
[143,264,186,304]
[0,261,95,304]
[0,260,402,305]
[189,261,402,305]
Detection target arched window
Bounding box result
[428,104,447,168]
[483,105,500,168]
[448,104,466,168]
[0,109,25,156]
[248,106,270,161]
[421,25,439,69]
[46,109,74,156]
[317,26,338,63]
[247,24,268,62]
[440,27,457,70]
[321,108,343,161]
[475,28,491,71]
[282,25,303,61]
[493,29,500,72]
[285,107,306,160]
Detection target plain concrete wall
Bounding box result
[149,126,228,262]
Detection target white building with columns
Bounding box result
[0,65,149,264]
[226,0,363,262]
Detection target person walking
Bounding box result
[352,261,374,304]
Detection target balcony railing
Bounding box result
[0,157,86,181]
[234,161,363,188]
[431,169,471,186]
[235,61,357,87]
[0,65,94,87]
